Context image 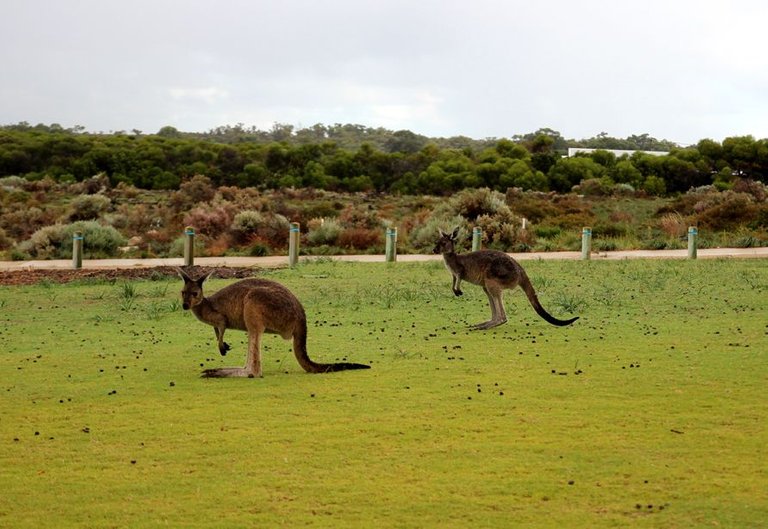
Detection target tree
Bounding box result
[384,130,428,154]
[548,157,605,192]
[157,126,182,138]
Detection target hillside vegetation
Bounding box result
[1,175,766,261]
[2,123,767,259]
[1,123,766,196]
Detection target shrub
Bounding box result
[0,176,27,189]
[408,215,468,252]
[732,178,767,202]
[0,205,59,241]
[260,214,291,248]
[229,210,293,249]
[230,210,264,245]
[168,233,206,257]
[576,178,613,196]
[658,213,687,239]
[694,192,759,230]
[69,173,111,195]
[337,227,383,251]
[534,225,561,239]
[338,204,382,230]
[17,221,126,259]
[113,203,162,235]
[248,243,270,257]
[435,187,509,220]
[0,227,12,250]
[596,239,619,252]
[68,193,112,221]
[474,211,531,250]
[169,174,216,211]
[592,221,629,238]
[183,205,233,240]
[307,218,343,246]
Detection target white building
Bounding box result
[567,148,668,157]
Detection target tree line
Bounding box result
[1,122,766,195]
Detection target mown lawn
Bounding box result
[0,258,766,528]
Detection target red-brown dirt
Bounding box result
[0,266,258,286]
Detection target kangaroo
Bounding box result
[433,228,579,330]
[177,268,370,377]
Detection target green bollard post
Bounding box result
[72,231,83,269]
[688,226,698,259]
[471,226,482,252]
[581,227,592,260]
[289,222,300,267]
[184,227,195,267]
[385,227,398,262]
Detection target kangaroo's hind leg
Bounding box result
[470,286,499,330]
[243,326,264,378]
[203,324,264,378]
[471,284,508,330]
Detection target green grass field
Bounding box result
[1,259,766,528]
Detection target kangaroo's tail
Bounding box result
[292,321,371,373]
[519,270,579,327]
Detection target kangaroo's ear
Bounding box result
[450,227,460,240]
[177,267,191,283]
[198,270,214,285]
[438,229,447,238]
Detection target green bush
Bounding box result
[0,176,27,188]
[0,227,12,250]
[17,221,127,259]
[230,210,264,244]
[434,187,509,220]
[407,215,468,252]
[307,219,343,246]
[534,225,561,239]
[68,193,112,221]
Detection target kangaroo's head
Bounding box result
[177,268,212,310]
[433,227,460,254]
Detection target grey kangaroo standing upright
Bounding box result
[177,268,370,377]
[433,228,579,330]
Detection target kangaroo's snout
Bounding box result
[182,302,190,310]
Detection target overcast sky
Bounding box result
[2,0,767,145]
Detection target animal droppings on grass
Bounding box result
[169,381,175,387]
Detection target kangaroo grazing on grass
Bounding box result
[177,268,370,377]
[433,228,579,330]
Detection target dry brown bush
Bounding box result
[337,227,383,250]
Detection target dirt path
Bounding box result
[1,247,766,285]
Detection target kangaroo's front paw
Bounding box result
[453,289,463,296]
[219,342,231,356]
